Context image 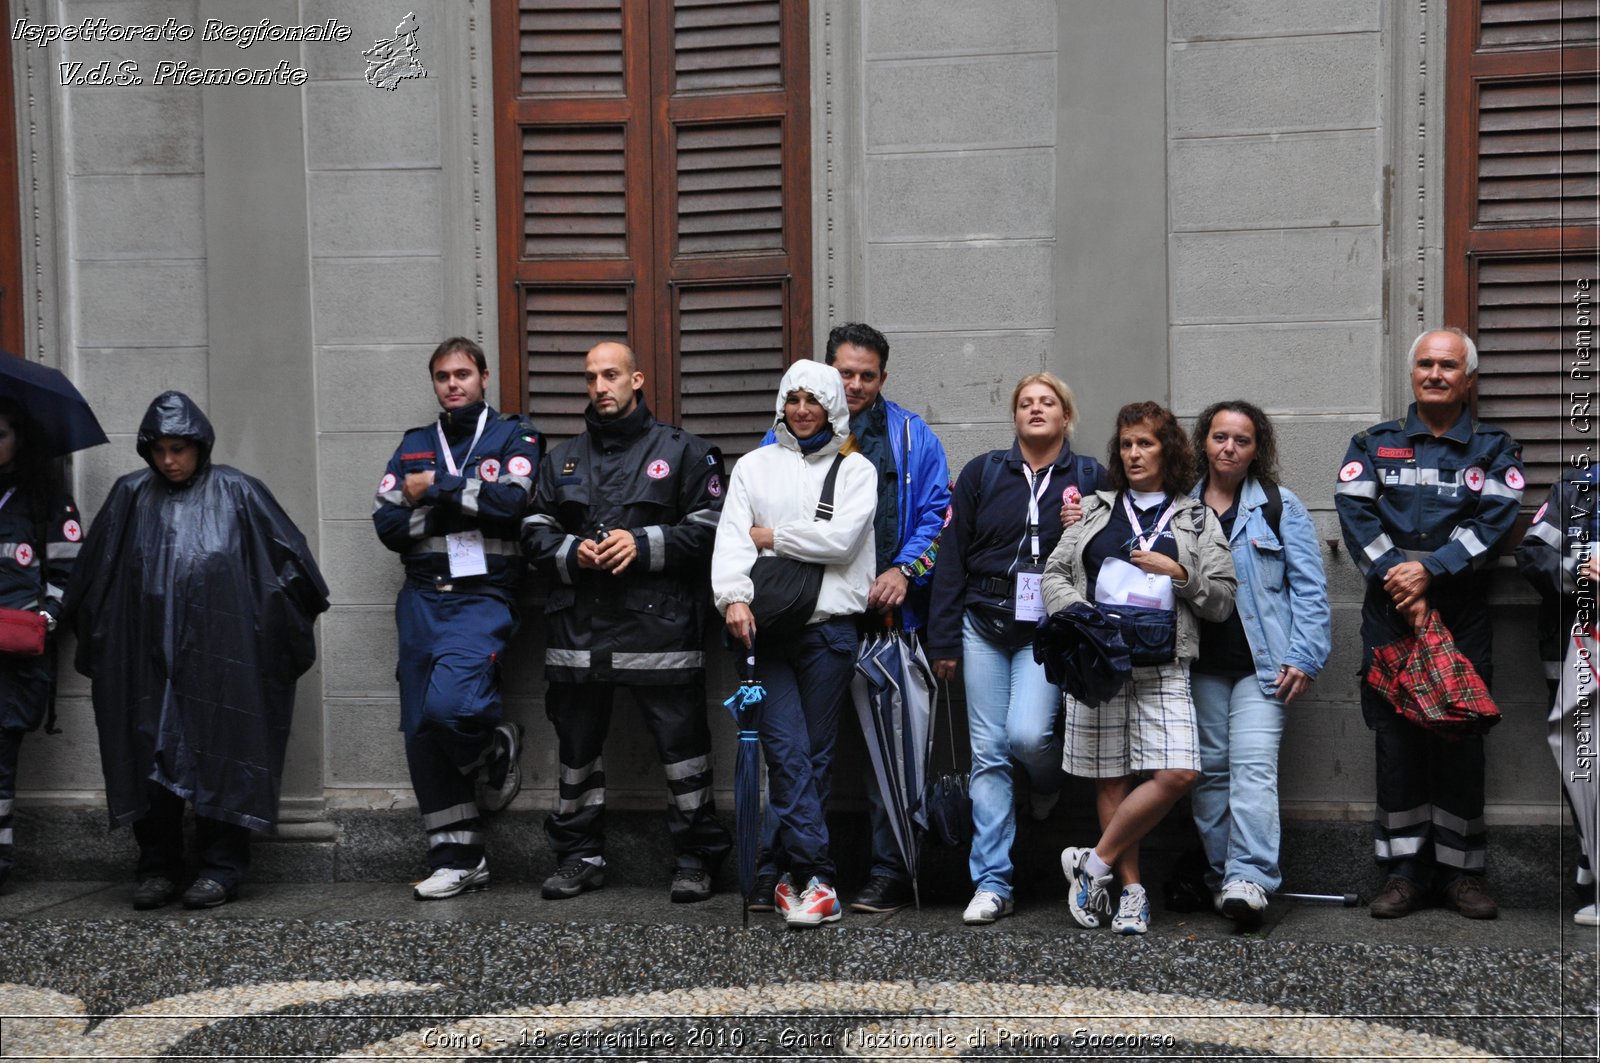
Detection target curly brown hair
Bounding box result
[1105,401,1196,495]
[1192,399,1280,486]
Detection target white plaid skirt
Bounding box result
[1061,660,1199,778]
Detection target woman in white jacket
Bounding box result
[712,360,876,928]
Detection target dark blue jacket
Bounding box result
[373,402,542,599]
[1515,467,1598,675]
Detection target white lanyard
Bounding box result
[0,488,13,514]
[1022,467,1053,563]
[1122,491,1178,552]
[435,408,488,477]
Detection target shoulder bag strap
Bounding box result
[812,453,845,521]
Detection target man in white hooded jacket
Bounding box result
[712,360,877,927]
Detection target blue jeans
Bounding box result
[1190,671,1285,892]
[963,613,1062,898]
[754,617,857,885]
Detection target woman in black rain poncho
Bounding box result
[65,391,329,909]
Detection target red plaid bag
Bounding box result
[1365,609,1500,738]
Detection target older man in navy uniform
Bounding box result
[522,341,731,903]
[374,337,542,900]
[1335,327,1524,919]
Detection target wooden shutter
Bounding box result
[1446,1,1600,497]
[495,0,809,457]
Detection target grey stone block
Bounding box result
[71,436,138,524]
[319,519,405,605]
[320,605,400,696]
[927,423,1018,474]
[866,150,1054,242]
[57,0,201,69]
[67,87,202,174]
[1279,700,1374,804]
[76,261,207,347]
[316,431,400,519]
[309,171,443,256]
[13,697,103,792]
[864,0,1057,58]
[866,55,1055,152]
[73,175,205,258]
[324,698,409,787]
[886,331,1050,426]
[1272,417,1374,508]
[1169,0,1381,41]
[305,80,440,170]
[1169,228,1382,324]
[1170,35,1380,138]
[869,242,1054,332]
[312,257,444,345]
[1170,131,1381,231]
[1170,322,1384,415]
[301,0,440,81]
[73,348,209,434]
[313,346,438,432]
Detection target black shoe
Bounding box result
[132,876,178,910]
[747,869,778,912]
[1369,876,1425,919]
[670,867,713,903]
[181,877,236,909]
[850,874,913,914]
[542,858,605,900]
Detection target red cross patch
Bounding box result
[1339,460,1364,483]
[1534,501,1549,524]
[379,472,397,493]
[647,459,671,480]
[1505,467,1525,491]
[1062,485,1082,505]
[479,458,501,482]
[707,473,723,498]
[507,455,533,478]
[14,543,32,567]
[63,519,82,542]
[1464,466,1485,492]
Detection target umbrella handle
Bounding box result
[743,651,756,685]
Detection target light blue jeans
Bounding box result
[963,613,1063,898]
[1190,671,1285,892]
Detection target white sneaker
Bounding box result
[413,858,489,900]
[1220,879,1269,929]
[1062,846,1111,929]
[962,889,1014,925]
[1576,902,1599,927]
[1111,884,1149,935]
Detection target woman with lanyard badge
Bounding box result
[1043,401,1235,934]
[928,373,1106,926]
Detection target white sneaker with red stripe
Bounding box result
[772,873,797,919]
[784,877,842,928]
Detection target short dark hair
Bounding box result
[825,323,889,371]
[1192,399,1280,486]
[1105,401,1196,495]
[428,337,487,374]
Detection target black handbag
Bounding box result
[748,453,845,638]
[1097,601,1177,666]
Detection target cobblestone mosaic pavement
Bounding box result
[0,881,1594,1060]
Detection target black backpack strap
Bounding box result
[1074,454,1099,494]
[1260,480,1283,538]
[813,453,846,521]
[977,450,1007,504]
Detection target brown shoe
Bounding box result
[1369,876,1425,919]
[1441,876,1498,920]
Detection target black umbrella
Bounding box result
[1032,603,1131,707]
[851,627,934,909]
[0,352,109,458]
[721,649,766,927]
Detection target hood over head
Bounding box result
[772,360,852,452]
[136,390,216,472]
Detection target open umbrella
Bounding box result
[0,353,109,458]
[851,624,935,909]
[1551,632,1599,889]
[1365,609,1500,738]
[1032,602,1131,708]
[721,649,766,926]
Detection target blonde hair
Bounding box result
[1011,372,1077,437]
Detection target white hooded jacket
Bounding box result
[712,359,877,625]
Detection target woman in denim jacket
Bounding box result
[1188,400,1330,929]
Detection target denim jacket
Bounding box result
[1190,477,1331,696]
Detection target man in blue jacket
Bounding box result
[1335,327,1524,920]
[750,323,950,913]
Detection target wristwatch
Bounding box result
[897,562,916,580]
[39,610,56,633]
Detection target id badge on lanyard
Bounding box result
[438,410,491,578]
[1013,466,1053,623]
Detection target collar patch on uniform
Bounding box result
[379,472,397,493]
[1339,460,1364,482]
[1376,446,1414,459]
[706,453,718,466]
[508,455,533,478]
[63,519,82,542]
[1505,467,1525,491]
[647,459,671,480]
[707,473,723,498]
[562,459,578,475]
[479,458,501,482]
[1383,468,1401,484]
[13,542,33,567]
[1463,466,1485,492]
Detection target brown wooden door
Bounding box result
[494,0,810,457]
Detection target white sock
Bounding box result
[1086,850,1112,881]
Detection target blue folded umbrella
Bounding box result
[1032,603,1132,707]
[722,650,766,926]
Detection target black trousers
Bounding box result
[405,726,488,872]
[131,784,252,889]
[0,729,19,883]
[544,680,730,870]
